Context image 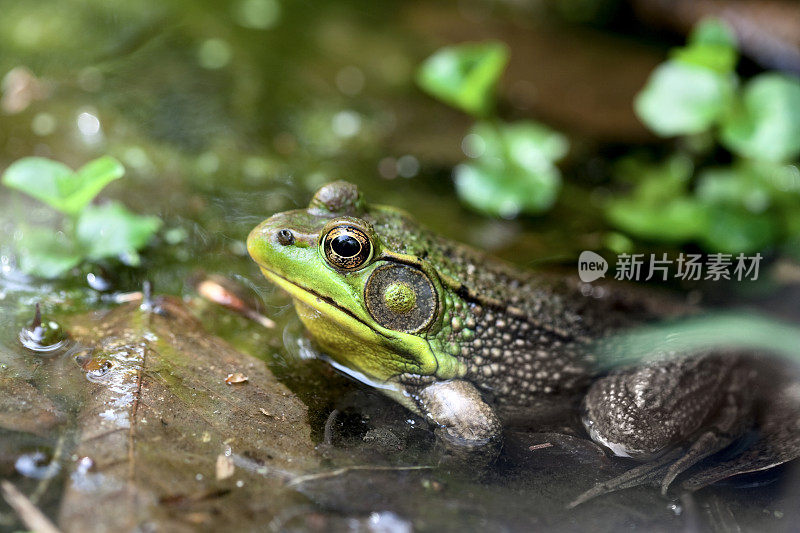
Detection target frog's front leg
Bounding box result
[572,354,755,506]
[409,379,503,450]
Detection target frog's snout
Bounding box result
[246,216,285,264]
[246,213,320,271]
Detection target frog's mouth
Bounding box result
[257,266,393,340]
[257,266,424,401]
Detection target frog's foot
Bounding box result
[411,379,503,454]
[572,355,754,506]
[681,379,800,491]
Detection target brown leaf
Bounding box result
[59,296,317,532]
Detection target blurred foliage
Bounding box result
[456,121,567,217]
[416,42,509,117]
[416,41,568,218]
[417,20,800,256]
[594,312,800,370]
[2,156,161,278]
[609,18,800,255]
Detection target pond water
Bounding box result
[1,1,799,531]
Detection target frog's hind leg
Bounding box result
[681,379,800,491]
[571,355,755,506]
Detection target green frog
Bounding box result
[247,181,800,503]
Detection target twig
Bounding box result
[1,481,61,533]
[286,465,432,488]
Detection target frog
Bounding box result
[247,181,800,503]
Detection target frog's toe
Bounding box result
[567,449,681,508]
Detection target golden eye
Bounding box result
[322,225,372,271]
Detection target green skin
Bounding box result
[248,181,799,497]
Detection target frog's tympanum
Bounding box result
[248,181,800,501]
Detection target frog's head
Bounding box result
[247,181,465,388]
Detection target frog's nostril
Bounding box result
[276,229,295,246]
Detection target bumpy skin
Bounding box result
[248,181,799,496]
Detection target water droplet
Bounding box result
[18,304,69,356]
[76,111,101,136]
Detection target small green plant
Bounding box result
[2,156,162,278]
[608,18,800,254]
[417,42,568,217]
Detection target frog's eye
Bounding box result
[322,225,372,271]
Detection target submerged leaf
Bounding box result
[15,227,83,278]
[416,42,509,117]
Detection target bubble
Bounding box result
[397,155,419,178]
[462,133,485,158]
[31,113,56,136]
[335,66,365,96]
[378,157,397,179]
[233,0,281,29]
[331,110,361,138]
[197,151,220,174]
[498,199,521,219]
[198,39,232,69]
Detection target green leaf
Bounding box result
[416,42,509,117]
[76,202,161,260]
[605,155,707,242]
[620,155,694,203]
[701,205,777,253]
[606,197,708,242]
[688,18,737,49]
[671,44,737,74]
[635,61,734,136]
[454,120,567,217]
[62,156,126,214]
[720,73,800,162]
[696,166,772,213]
[15,227,83,279]
[672,18,738,73]
[455,161,560,218]
[2,158,74,211]
[2,156,125,215]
